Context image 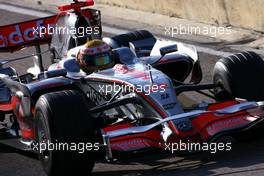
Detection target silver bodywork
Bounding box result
[102,101,264,159]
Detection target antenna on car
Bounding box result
[147,64,154,85]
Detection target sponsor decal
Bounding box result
[206,117,248,134]
[0,16,55,49]
[0,9,99,51]
[86,86,106,105]
[161,93,170,100]
[175,120,193,131]
[163,102,177,110]
[111,139,150,151]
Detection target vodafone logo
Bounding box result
[0,19,51,48]
[0,24,36,47]
[0,9,101,52]
[0,35,6,47]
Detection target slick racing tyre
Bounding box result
[34,90,96,176]
[213,51,264,101]
[111,30,155,47]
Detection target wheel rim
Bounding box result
[36,112,52,168]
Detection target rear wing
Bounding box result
[0,8,101,52]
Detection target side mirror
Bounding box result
[160,44,178,56]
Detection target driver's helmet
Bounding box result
[77,39,114,73]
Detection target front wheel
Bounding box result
[34,90,97,176]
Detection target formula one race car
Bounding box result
[1,0,264,175]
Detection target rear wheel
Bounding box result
[111,30,155,47]
[213,51,264,101]
[34,90,96,176]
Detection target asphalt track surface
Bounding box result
[1,9,264,176]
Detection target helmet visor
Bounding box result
[83,53,112,66]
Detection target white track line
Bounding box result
[0,3,233,57]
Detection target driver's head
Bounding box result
[77,39,114,73]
